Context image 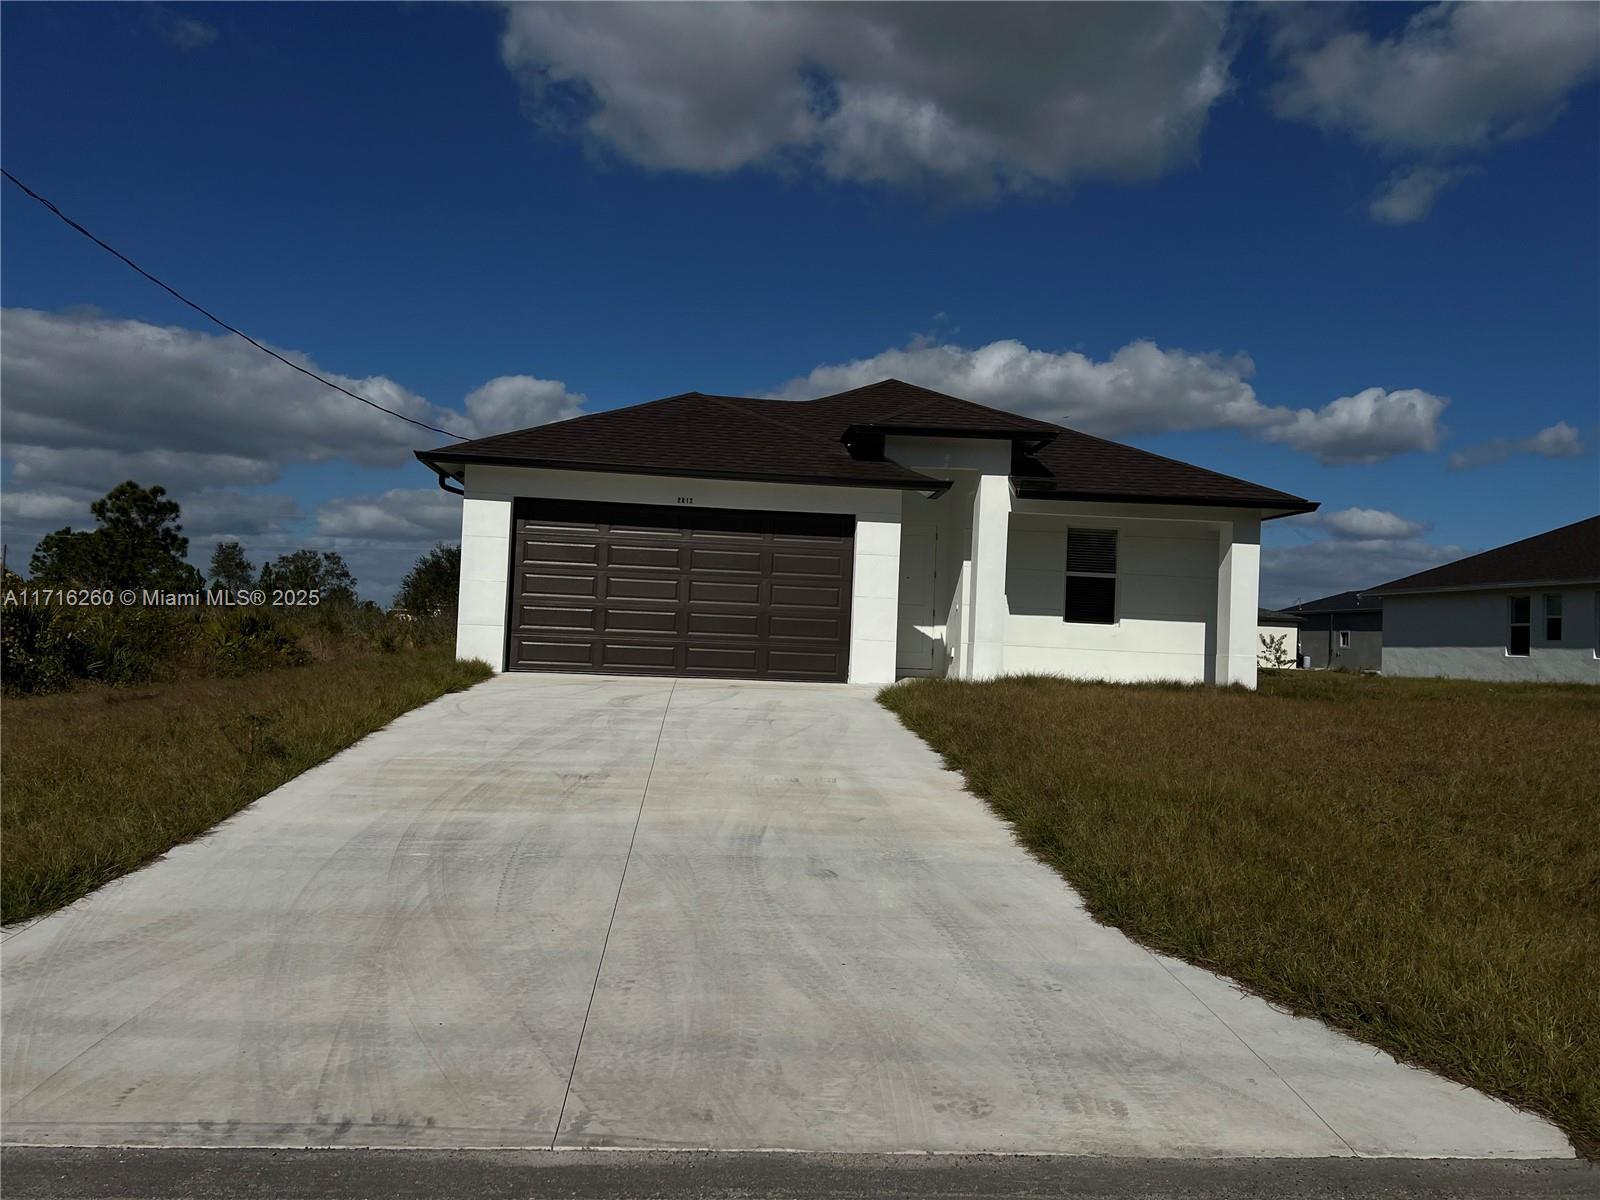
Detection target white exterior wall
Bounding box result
[1257,622,1300,668]
[1383,586,1600,684]
[1002,505,1255,685]
[452,465,904,685]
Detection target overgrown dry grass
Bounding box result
[880,670,1600,1154]
[1,646,491,924]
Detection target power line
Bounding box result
[1,167,468,442]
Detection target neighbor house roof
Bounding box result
[417,379,1315,514]
[1284,590,1383,615]
[1258,607,1303,624]
[1371,516,1600,595]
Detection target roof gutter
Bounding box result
[416,452,466,496]
[413,449,953,497]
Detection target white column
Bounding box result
[847,497,902,685]
[456,491,512,670]
[1214,518,1260,689]
[966,473,1011,679]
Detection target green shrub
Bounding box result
[202,609,310,677]
[1,605,191,694]
[1,605,81,695]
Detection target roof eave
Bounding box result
[1013,486,1317,516]
[848,422,1059,448]
[1371,576,1600,597]
[415,449,953,496]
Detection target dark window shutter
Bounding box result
[1067,529,1117,575]
[1065,575,1117,624]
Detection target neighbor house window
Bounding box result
[1507,595,1531,656]
[1338,630,1350,649]
[1064,528,1117,624]
[1544,593,1563,642]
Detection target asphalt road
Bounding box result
[3,1149,1597,1199]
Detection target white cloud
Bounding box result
[1369,163,1474,224]
[1259,386,1447,465]
[1262,504,1459,606]
[1272,2,1600,154]
[1448,420,1588,470]
[0,490,87,527]
[775,338,1447,464]
[773,338,1275,437]
[314,488,462,543]
[1260,536,1466,609]
[1297,507,1432,540]
[0,308,586,601]
[0,308,586,495]
[499,3,1233,197]
[462,375,584,433]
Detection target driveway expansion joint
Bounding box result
[1143,947,1361,1157]
[550,677,677,1149]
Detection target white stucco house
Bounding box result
[1372,516,1600,684]
[417,380,1316,690]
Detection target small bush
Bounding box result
[1,605,80,695]
[202,609,310,677]
[1,605,192,694]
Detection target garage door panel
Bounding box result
[605,608,681,634]
[690,548,762,573]
[607,542,681,570]
[769,615,842,641]
[523,540,599,565]
[771,583,844,608]
[601,643,678,671]
[689,579,760,605]
[510,500,853,681]
[685,645,761,673]
[772,552,844,577]
[767,649,844,677]
[525,572,599,598]
[606,575,683,601]
[687,611,760,638]
[520,605,599,631]
[515,640,597,669]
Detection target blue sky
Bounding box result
[3,2,1597,604]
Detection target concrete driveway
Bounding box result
[1,674,1569,1157]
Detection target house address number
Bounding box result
[676,496,694,504]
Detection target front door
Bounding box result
[896,523,938,674]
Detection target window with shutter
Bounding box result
[1064,528,1117,624]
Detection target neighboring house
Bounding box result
[416,379,1315,689]
[1371,516,1600,684]
[1257,607,1303,669]
[1282,591,1384,672]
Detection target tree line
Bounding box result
[17,481,459,617]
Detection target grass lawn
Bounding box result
[1,645,491,924]
[880,670,1600,1154]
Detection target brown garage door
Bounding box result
[508,499,854,681]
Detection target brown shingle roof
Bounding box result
[418,378,1315,512]
[1372,516,1600,594]
[420,391,943,491]
[1013,426,1312,510]
[795,379,1062,438]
